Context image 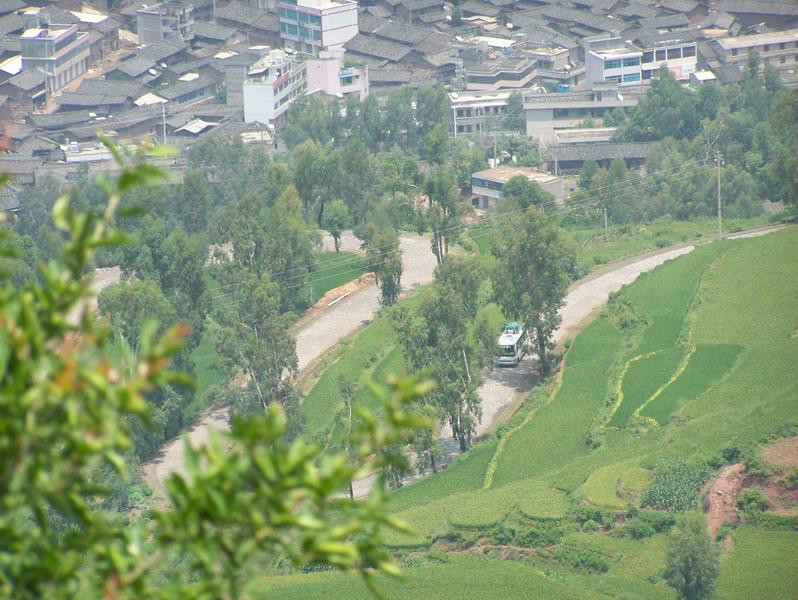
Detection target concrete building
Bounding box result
[524,86,643,142]
[471,165,564,208]
[584,33,698,87]
[136,0,194,44]
[278,0,358,56]
[306,48,368,99]
[242,49,307,127]
[449,89,513,135]
[465,59,537,91]
[20,20,90,93]
[709,29,798,71]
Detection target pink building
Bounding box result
[306,48,368,100]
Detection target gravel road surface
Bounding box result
[142,233,438,500]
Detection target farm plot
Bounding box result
[639,344,742,425]
[581,459,650,510]
[490,318,623,488]
[716,526,798,600]
[385,476,566,546]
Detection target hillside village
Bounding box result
[0,0,797,211]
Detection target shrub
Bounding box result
[581,519,600,532]
[516,524,566,547]
[554,546,610,573]
[736,487,771,514]
[715,523,736,541]
[623,519,656,539]
[639,510,676,532]
[491,524,516,545]
[785,468,798,490]
[641,458,710,512]
[573,505,614,528]
[620,511,674,539]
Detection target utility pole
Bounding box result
[716,150,722,240]
[162,103,167,144]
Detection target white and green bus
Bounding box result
[496,322,526,367]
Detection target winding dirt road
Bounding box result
[142,227,780,500]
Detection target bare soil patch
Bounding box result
[290,273,375,334]
[705,463,745,538]
[762,435,798,469]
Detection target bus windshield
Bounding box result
[498,345,516,357]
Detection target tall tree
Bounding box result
[392,255,486,453]
[664,513,719,600]
[175,170,211,233]
[98,279,177,351]
[424,167,461,265]
[491,207,570,373]
[368,226,403,307]
[424,123,448,166]
[501,176,554,210]
[323,199,350,252]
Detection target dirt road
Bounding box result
[142,233,438,500]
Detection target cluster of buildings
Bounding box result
[0,0,796,214]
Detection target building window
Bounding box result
[310,14,321,24]
[732,48,738,56]
[312,29,320,41]
[763,44,770,52]
[682,45,695,57]
[642,51,653,63]
[622,57,640,67]
[781,56,786,63]
[667,47,681,59]
[642,69,653,80]
[656,49,666,60]
[605,75,621,83]
[604,59,622,69]
[780,42,785,50]
[623,72,641,82]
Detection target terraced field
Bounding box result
[269,228,797,598]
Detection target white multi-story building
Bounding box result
[471,165,564,209]
[20,18,90,93]
[136,0,194,45]
[243,49,307,127]
[278,0,358,56]
[584,33,697,87]
[449,90,513,135]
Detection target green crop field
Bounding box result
[274,228,797,598]
[639,344,742,425]
[490,318,623,487]
[294,252,369,312]
[716,526,798,600]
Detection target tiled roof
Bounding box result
[113,55,157,78]
[615,3,659,19]
[401,0,443,11]
[75,78,143,98]
[548,142,651,161]
[216,1,280,31]
[0,12,23,35]
[366,67,412,83]
[658,0,699,14]
[0,0,23,16]
[344,33,414,62]
[158,75,216,100]
[192,21,237,41]
[538,5,630,32]
[5,69,45,91]
[29,110,93,129]
[717,0,798,16]
[374,21,433,45]
[639,13,689,28]
[58,92,130,107]
[139,40,188,62]
[459,0,501,17]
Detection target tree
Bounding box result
[578,159,599,191]
[664,513,720,600]
[0,144,434,598]
[99,279,177,350]
[491,207,571,374]
[424,123,448,166]
[501,175,554,210]
[323,199,350,252]
[768,89,798,206]
[502,92,526,132]
[176,170,211,233]
[368,226,403,307]
[392,256,486,453]
[424,167,461,265]
[616,67,699,141]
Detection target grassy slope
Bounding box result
[293,251,369,312]
[716,526,798,600]
[254,555,642,600]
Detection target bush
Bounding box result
[623,519,656,539]
[736,487,770,514]
[641,458,710,512]
[554,546,610,573]
[620,511,674,539]
[785,468,798,490]
[516,524,566,547]
[491,524,516,545]
[573,505,614,528]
